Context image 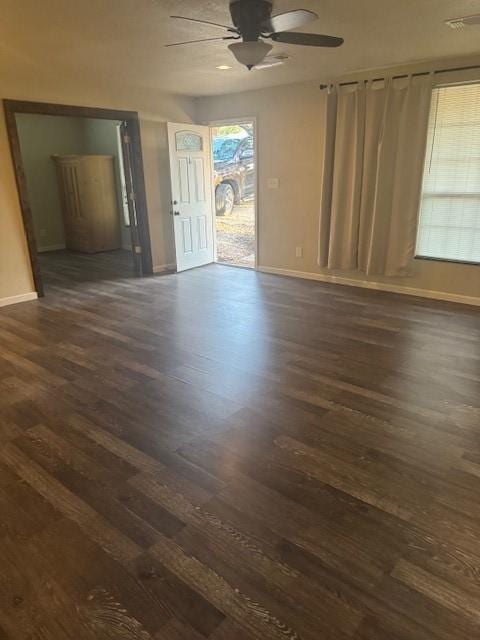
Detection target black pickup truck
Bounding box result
[213,135,254,215]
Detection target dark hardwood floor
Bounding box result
[0,260,479,639]
[39,249,136,291]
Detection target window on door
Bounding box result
[416,82,480,264]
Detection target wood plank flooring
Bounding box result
[38,249,136,291]
[0,258,479,639]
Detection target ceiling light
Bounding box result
[216,65,232,70]
[228,41,273,70]
[445,14,480,29]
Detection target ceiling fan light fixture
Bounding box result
[445,14,480,28]
[228,40,273,69]
[254,53,289,70]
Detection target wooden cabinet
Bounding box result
[53,155,121,253]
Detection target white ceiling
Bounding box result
[2,0,480,97]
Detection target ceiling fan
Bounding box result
[166,0,344,69]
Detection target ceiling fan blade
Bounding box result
[165,36,238,47]
[271,32,344,47]
[263,9,318,33]
[170,15,237,32]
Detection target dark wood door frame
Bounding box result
[3,99,153,296]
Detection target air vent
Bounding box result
[254,53,289,70]
[445,14,480,29]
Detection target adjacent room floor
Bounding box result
[0,264,479,639]
[38,249,136,292]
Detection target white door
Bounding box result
[167,123,214,272]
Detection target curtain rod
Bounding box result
[319,63,480,89]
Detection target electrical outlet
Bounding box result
[295,246,303,258]
[267,178,279,189]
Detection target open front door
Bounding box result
[167,123,214,272]
[119,121,143,276]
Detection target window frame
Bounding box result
[415,81,480,267]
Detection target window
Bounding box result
[239,137,254,160]
[416,82,480,264]
[213,138,242,162]
[175,131,203,152]
[116,124,130,227]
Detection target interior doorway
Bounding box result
[210,120,256,268]
[4,100,152,297]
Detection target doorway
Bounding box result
[211,120,256,268]
[4,100,152,297]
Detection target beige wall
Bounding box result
[0,115,35,300]
[139,116,180,269]
[16,114,88,251]
[196,67,480,303]
[0,82,195,303]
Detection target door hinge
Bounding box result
[129,191,135,202]
[123,134,131,144]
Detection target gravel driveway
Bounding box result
[215,201,255,267]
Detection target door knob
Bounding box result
[174,211,180,216]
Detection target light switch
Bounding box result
[267,178,279,189]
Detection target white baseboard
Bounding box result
[37,244,65,253]
[0,292,38,308]
[257,266,480,307]
[153,263,176,274]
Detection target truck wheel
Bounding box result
[215,183,235,216]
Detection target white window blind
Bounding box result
[416,82,480,263]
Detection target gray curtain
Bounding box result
[318,75,433,276]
